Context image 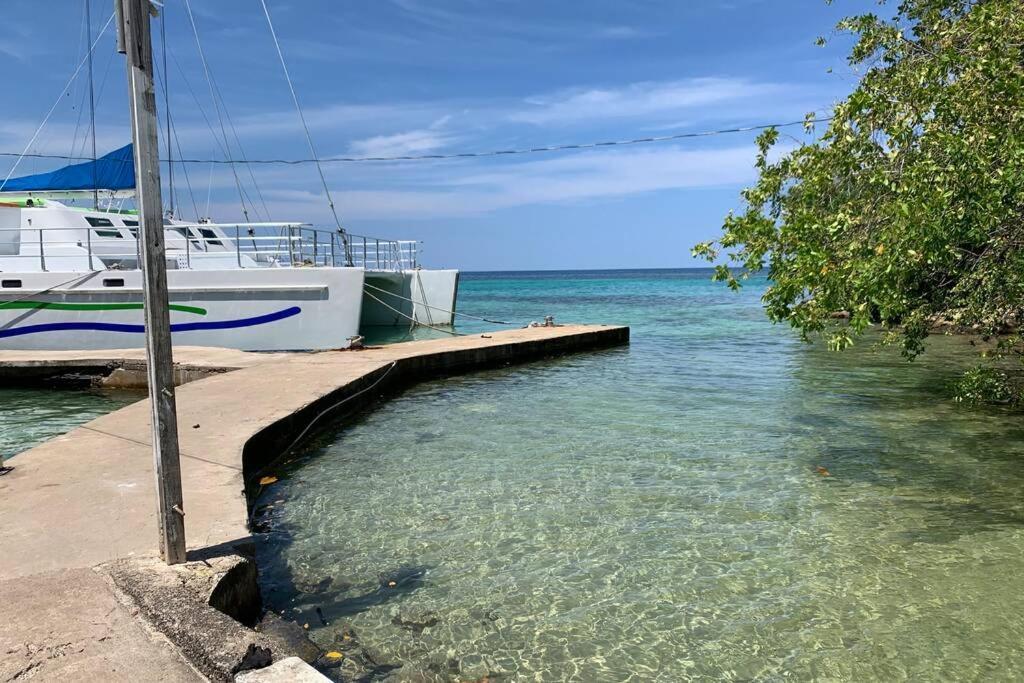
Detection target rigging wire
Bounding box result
[181,0,255,222]
[213,85,272,221]
[75,42,116,162]
[170,114,200,221]
[85,0,99,209]
[160,2,174,215]
[258,0,350,262]
[165,46,266,219]
[205,158,215,218]
[154,63,201,221]
[67,2,90,163]
[0,10,115,192]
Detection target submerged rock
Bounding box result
[391,609,440,634]
[294,576,342,595]
[317,625,400,682]
[378,565,428,591]
[256,612,322,663]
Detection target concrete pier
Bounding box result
[0,324,628,681]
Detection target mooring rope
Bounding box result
[362,281,518,325]
[250,359,401,525]
[362,288,464,337]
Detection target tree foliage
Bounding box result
[694,0,1024,366]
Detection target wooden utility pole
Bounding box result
[117,0,186,565]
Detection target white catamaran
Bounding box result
[0,7,459,352]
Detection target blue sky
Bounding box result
[0,0,874,270]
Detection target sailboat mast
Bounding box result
[85,0,98,209]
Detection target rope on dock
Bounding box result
[251,360,401,521]
[362,281,517,326]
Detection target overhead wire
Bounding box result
[0,117,834,167]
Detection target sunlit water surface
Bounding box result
[0,387,139,461]
[257,269,1024,681]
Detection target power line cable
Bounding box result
[0,117,833,167]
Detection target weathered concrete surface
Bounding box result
[235,657,330,683]
[0,325,627,579]
[0,568,201,682]
[0,345,285,388]
[0,324,628,679]
[0,345,277,372]
[104,554,318,682]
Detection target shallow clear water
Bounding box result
[257,269,1024,681]
[0,386,140,462]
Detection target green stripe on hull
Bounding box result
[0,301,207,315]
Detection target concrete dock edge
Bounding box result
[0,324,629,681]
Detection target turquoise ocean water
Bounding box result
[256,269,1024,681]
[0,386,138,462]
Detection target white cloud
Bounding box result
[595,26,648,40]
[510,77,789,125]
[253,143,763,221]
[345,114,456,157]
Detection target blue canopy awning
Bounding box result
[1,144,135,192]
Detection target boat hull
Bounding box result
[361,269,460,328]
[0,267,365,351]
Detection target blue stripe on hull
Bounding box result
[0,306,301,339]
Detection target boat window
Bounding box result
[102,278,125,288]
[85,216,123,238]
[198,228,222,246]
[123,219,139,238]
[170,226,203,248]
[1,279,22,288]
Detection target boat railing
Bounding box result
[0,223,419,272]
